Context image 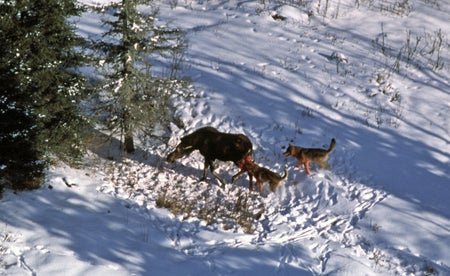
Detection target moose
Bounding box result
[166,126,253,186]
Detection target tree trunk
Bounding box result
[123,108,135,153]
[122,0,134,154]
[124,132,135,153]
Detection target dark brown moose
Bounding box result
[166,126,253,186]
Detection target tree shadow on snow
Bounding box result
[1,177,316,275]
[86,128,247,189]
[183,23,450,220]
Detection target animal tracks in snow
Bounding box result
[95,98,388,273]
[96,139,386,274]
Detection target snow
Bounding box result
[1,0,450,275]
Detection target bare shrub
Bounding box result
[374,26,447,74]
[156,185,265,233]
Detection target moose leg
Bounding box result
[207,159,226,187]
[232,169,254,190]
[231,168,246,183]
[201,159,210,182]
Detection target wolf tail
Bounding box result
[281,167,288,180]
[327,138,336,153]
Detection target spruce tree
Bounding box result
[0,0,89,190]
[94,0,187,153]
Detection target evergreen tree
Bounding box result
[0,20,44,189]
[0,0,89,190]
[94,0,187,153]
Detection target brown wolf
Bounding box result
[284,138,336,175]
[233,158,288,194]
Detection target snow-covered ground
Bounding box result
[1,0,449,275]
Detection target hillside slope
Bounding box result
[1,0,449,275]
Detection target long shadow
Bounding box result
[179,16,450,221]
[3,175,307,275]
[86,129,162,163]
[88,128,249,190]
